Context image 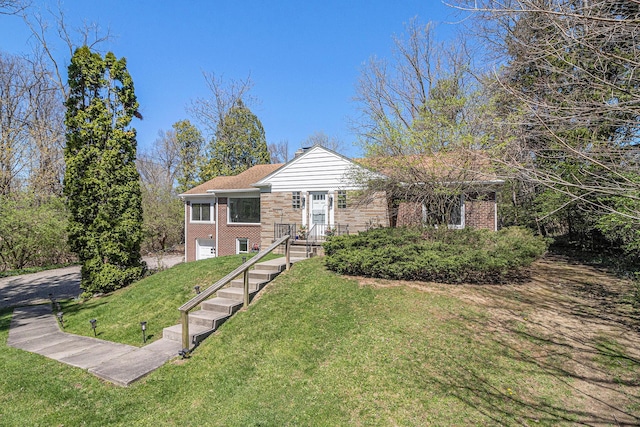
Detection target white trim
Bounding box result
[216,196,219,254]
[207,188,259,194]
[190,199,215,224]
[494,194,498,231]
[448,195,465,229]
[236,237,249,254]
[183,201,188,261]
[227,196,261,225]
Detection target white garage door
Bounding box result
[196,239,216,260]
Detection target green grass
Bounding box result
[0,256,579,425]
[60,255,254,345]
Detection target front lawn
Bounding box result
[1,255,637,426]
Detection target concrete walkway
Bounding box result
[7,304,182,386]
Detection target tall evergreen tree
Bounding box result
[199,99,270,181]
[64,46,144,295]
[173,119,204,193]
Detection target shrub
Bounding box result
[324,226,548,284]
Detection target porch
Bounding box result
[274,223,350,258]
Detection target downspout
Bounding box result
[494,192,498,231]
[214,194,219,257]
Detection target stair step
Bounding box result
[188,309,230,329]
[163,323,214,345]
[254,258,289,272]
[248,269,280,281]
[229,277,267,290]
[217,286,260,301]
[201,297,243,315]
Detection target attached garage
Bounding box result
[196,239,216,260]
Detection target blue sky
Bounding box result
[0,0,467,158]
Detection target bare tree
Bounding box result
[0,0,28,15]
[302,131,342,152]
[268,139,289,163]
[455,0,640,229]
[188,72,255,139]
[353,19,493,225]
[0,51,62,196]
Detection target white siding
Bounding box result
[258,146,367,192]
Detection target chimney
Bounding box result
[294,146,312,158]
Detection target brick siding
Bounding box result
[464,192,496,230]
[185,198,261,262]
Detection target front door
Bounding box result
[309,192,327,236]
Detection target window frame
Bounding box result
[190,201,215,223]
[292,191,301,209]
[228,197,261,224]
[236,237,249,254]
[447,195,465,229]
[337,190,347,209]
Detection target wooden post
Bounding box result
[285,237,291,271]
[243,269,249,308]
[181,310,190,351]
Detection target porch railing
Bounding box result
[305,223,350,256]
[178,234,291,352]
[274,223,297,240]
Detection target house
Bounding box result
[180,145,502,262]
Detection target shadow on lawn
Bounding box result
[447,256,640,426]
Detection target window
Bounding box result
[236,238,249,254]
[191,203,213,222]
[448,195,464,228]
[421,195,464,229]
[229,198,260,223]
[292,191,301,209]
[337,190,347,209]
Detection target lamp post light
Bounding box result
[56,311,64,328]
[194,285,201,294]
[89,319,97,337]
[140,321,147,344]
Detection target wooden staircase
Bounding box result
[162,257,300,348]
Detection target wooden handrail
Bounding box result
[179,235,291,352]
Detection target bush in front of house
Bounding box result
[323,226,548,284]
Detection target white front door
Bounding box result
[309,192,327,235]
[196,239,216,260]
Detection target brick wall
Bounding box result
[185,200,216,262]
[464,192,497,231]
[185,198,262,262]
[216,197,262,256]
[389,192,498,231]
[396,202,422,227]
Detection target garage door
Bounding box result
[196,239,216,260]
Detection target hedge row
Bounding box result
[323,227,548,284]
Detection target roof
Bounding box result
[253,144,363,187]
[360,150,502,184]
[180,163,284,196]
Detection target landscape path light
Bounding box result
[89,319,97,337]
[140,321,147,344]
[194,285,201,294]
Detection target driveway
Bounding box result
[0,255,183,309]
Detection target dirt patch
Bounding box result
[355,254,640,426]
